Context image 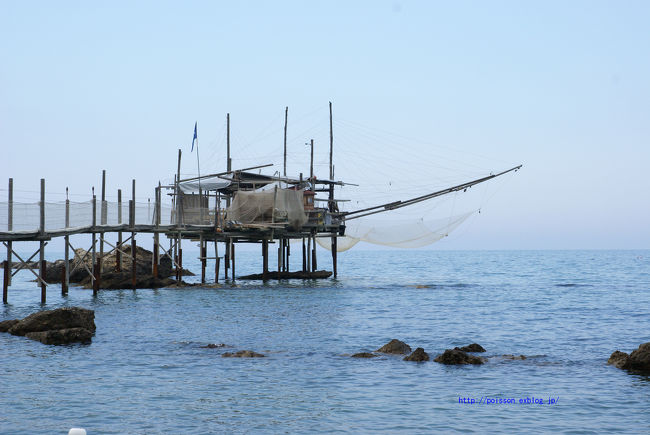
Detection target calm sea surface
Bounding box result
[1,249,649,434]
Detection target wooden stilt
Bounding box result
[302,238,307,272]
[3,260,8,303]
[200,237,206,284]
[277,238,282,279]
[7,178,12,287]
[224,239,230,279]
[92,193,97,295]
[40,179,46,303]
[214,241,219,284]
[178,247,183,286]
[116,189,122,272]
[286,239,290,272]
[63,188,69,294]
[312,234,317,271]
[262,239,269,281]
[332,237,338,278]
[131,237,137,290]
[231,241,236,282]
[307,236,312,272]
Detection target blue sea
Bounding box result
[1,249,649,434]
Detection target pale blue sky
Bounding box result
[1,1,649,249]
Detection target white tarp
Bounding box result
[178,176,231,194]
[226,187,308,229]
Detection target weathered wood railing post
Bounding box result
[131,179,136,290]
[7,178,12,288]
[92,189,98,294]
[116,189,122,272]
[39,178,46,303]
[62,187,70,295]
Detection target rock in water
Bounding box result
[608,350,630,369]
[456,343,486,353]
[4,307,95,345]
[627,343,650,372]
[9,307,95,336]
[0,319,19,332]
[25,328,93,345]
[404,347,430,362]
[222,350,265,358]
[434,349,485,365]
[376,339,412,355]
[351,352,378,358]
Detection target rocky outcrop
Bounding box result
[222,350,265,358]
[434,349,485,365]
[25,328,93,345]
[351,352,378,358]
[404,347,430,362]
[2,307,95,345]
[201,343,227,349]
[456,343,486,353]
[80,272,178,290]
[376,339,412,355]
[502,354,527,360]
[44,245,194,285]
[0,319,19,332]
[609,343,650,373]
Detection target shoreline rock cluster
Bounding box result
[0,307,95,345]
[351,339,494,364]
[608,343,650,373]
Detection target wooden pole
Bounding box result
[7,178,12,287]
[99,170,106,285]
[63,188,70,294]
[302,238,306,272]
[224,240,229,280]
[131,179,136,290]
[200,236,206,284]
[329,101,333,180]
[332,237,337,278]
[214,241,219,284]
[230,241,235,282]
[92,193,98,294]
[286,239,290,272]
[262,239,269,281]
[2,260,8,304]
[153,184,160,278]
[307,235,311,273]
[227,113,231,173]
[176,149,182,226]
[116,189,122,272]
[283,106,288,177]
[277,238,282,279]
[178,244,183,286]
[40,179,46,303]
[312,234,317,271]
[310,139,314,181]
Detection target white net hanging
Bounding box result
[316,210,475,252]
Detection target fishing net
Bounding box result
[226,187,308,229]
[316,210,475,251]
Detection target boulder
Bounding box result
[607,350,630,369]
[610,343,650,373]
[80,272,177,290]
[376,339,412,355]
[222,350,265,358]
[434,349,485,365]
[9,307,95,336]
[404,347,430,362]
[25,327,93,345]
[456,343,486,353]
[0,319,19,332]
[351,352,378,358]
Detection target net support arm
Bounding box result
[343,165,522,221]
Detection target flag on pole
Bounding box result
[191,122,197,151]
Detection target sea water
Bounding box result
[1,250,649,434]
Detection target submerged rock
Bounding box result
[351,352,378,358]
[25,327,93,345]
[376,339,412,355]
[456,343,486,353]
[609,343,650,373]
[3,307,95,345]
[404,347,430,362]
[201,343,227,349]
[502,354,527,360]
[0,319,19,332]
[434,349,485,365]
[222,350,265,358]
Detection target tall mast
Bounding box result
[329,101,333,180]
[283,106,288,177]
[310,139,314,181]
[226,113,231,173]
